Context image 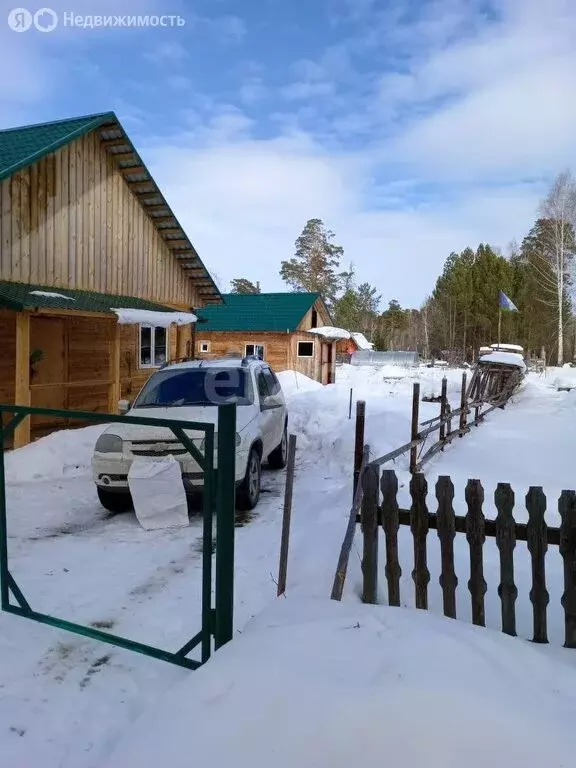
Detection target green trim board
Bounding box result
[197,292,331,332]
[0,280,175,314]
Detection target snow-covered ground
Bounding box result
[104,597,576,768]
[1,362,576,766]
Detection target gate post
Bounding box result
[214,403,237,650]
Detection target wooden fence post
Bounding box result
[436,476,457,619]
[381,470,401,607]
[526,487,549,643]
[465,479,487,626]
[353,400,366,501]
[559,490,576,649]
[348,387,353,419]
[410,473,430,610]
[495,483,517,637]
[361,463,379,604]
[409,383,420,474]
[277,434,297,597]
[459,372,467,434]
[439,377,447,443]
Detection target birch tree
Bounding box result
[535,171,576,365]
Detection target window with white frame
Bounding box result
[139,325,167,368]
[245,343,265,360]
[199,341,210,354]
[297,341,314,357]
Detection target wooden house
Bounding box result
[196,292,337,384]
[0,111,221,447]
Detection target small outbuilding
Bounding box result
[196,292,338,384]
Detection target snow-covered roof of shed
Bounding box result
[351,332,373,350]
[479,351,526,371]
[307,326,351,341]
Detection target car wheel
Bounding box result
[97,486,132,514]
[236,447,261,511]
[267,424,288,470]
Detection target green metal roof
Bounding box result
[197,292,322,332]
[0,112,116,182]
[0,281,174,314]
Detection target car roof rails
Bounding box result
[241,354,262,366]
[159,356,197,369]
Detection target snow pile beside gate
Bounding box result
[5,424,106,483]
[104,597,576,768]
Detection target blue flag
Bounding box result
[499,291,518,312]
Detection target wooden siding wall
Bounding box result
[0,132,200,308]
[298,299,332,331]
[0,309,15,405]
[196,332,290,373]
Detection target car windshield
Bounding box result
[133,367,254,408]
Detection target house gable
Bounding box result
[0,112,220,307]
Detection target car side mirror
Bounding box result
[118,399,130,415]
[261,394,281,411]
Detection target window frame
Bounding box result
[297,340,315,358]
[199,341,210,354]
[139,324,168,369]
[245,342,265,360]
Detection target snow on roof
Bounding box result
[479,351,526,371]
[104,597,576,768]
[111,308,197,327]
[350,332,373,350]
[307,326,351,341]
[29,290,75,301]
[490,343,524,352]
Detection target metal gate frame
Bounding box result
[0,402,237,670]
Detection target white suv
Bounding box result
[92,356,288,514]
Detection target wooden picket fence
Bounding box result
[359,467,576,648]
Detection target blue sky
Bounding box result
[1,0,576,308]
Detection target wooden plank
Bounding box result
[75,139,84,287]
[495,483,517,636]
[29,164,39,283]
[410,473,430,609]
[68,140,76,285]
[409,382,420,473]
[14,312,31,448]
[87,134,96,289]
[381,469,401,607]
[465,479,487,626]
[94,137,102,291]
[60,146,70,287]
[436,476,457,619]
[0,179,11,279]
[19,168,30,283]
[101,138,130,149]
[119,165,146,175]
[108,321,121,413]
[352,400,366,500]
[277,434,297,596]
[526,486,549,643]
[559,490,576,648]
[459,371,467,432]
[46,156,56,285]
[105,151,113,292]
[11,175,22,281]
[439,376,447,442]
[53,150,64,286]
[361,463,379,604]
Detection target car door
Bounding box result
[255,368,276,457]
[262,367,285,448]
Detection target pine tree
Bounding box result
[230,278,261,294]
[280,219,346,305]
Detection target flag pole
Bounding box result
[498,307,502,348]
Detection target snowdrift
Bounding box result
[105,597,576,768]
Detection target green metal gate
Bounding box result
[0,402,237,670]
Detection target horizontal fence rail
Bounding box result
[360,469,576,648]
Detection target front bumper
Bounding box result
[93,449,247,492]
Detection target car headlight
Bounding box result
[197,433,242,452]
[95,433,123,453]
